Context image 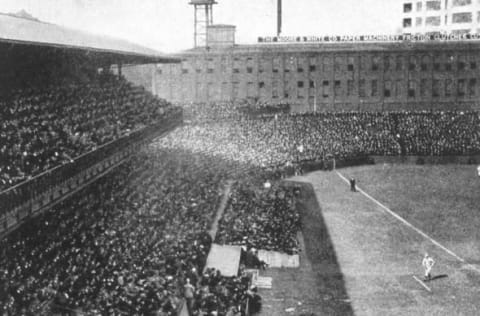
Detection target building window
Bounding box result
[409,56,417,71]
[207,82,214,100]
[371,80,378,97]
[432,79,440,97]
[334,80,341,96]
[403,18,412,28]
[309,56,317,71]
[396,56,403,71]
[207,58,214,73]
[273,57,281,73]
[247,82,255,98]
[468,78,476,96]
[309,80,315,88]
[334,57,342,72]
[384,80,392,97]
[297,81,304,88]
[433,55,441,71]
[471,60,477,69]
[445,79,453,97]
[417,2,423,10]
[221,82,229,100]
[258,58,265,73]
[272,80,279,98]
[233,58,240,73]
[384,55,391,71]
[359,79,366,97]
[157,68,163,74]
[458,78,466,97]
[426,15,441,26]
[452,12,472,23]
[453,0,472,6]
[259,82,265,88]
[220,57,227,73]
[285,56,295,73]
[404,3,413,12]
[408,80,416,97]
[346,80,354,96]
[372,56,380,71]
[420,79,428,97]
[196,69,202,74]
[232,82,240,99]
[182,69,188,74]
[421,55,429,71]
[416,17,423,26]
[347,56,355,71]
[426,1,441,10]
[395,79,403,97]
[246,58,254,74]
[445,55,453,71]
[322,80,329,98]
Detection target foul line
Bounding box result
[413,275,432,292]
[335,171,480,274]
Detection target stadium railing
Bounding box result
[0,111,182,235]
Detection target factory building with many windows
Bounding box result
[403,0,480,35]
[150,40,480,112]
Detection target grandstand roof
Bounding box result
[0,13,180,64]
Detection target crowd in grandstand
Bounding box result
[0,138,298,315]
[216,183,300,255]
[0,74,177,191]
[167,105,480,171]
[4,67,480,316]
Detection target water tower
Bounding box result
[189,0,217,48]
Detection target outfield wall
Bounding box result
[371,154,480,165]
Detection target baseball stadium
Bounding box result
[2,0,480,315]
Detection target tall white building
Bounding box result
[403,0,480,35]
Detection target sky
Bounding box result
[0,0,403,53]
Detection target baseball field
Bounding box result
[260,164,480,316]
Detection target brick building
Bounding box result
[148,40,480,112]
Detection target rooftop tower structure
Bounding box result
[189,0,217,48]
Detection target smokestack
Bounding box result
[277,0,282,36]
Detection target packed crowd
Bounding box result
[181,101,290,123]
[1,136,289,315]
[216,183,300,255]
[5,83,480,316]
[164,110,480,172]
[0,74,178,191]
[0,147,221,315]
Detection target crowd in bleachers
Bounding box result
[0,74,177,191]
[181,101,289,123]
[163,110,480,171]
[4,82,480,316]
[1,146,232,315]
[216,183,300,255]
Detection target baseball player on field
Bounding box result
[422,253,435,281]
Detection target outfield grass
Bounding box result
[288,165,480,315]
[341,164,480,262]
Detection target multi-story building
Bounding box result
[148,40,480,112]
[403,0,480,35]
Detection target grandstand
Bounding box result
[4,2,480,316]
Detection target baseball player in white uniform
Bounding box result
[422,253,435,281]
